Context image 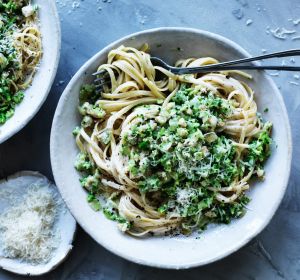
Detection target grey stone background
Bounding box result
[1,0,300,279]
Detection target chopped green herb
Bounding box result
[75,152,93,173]
[72,126,81,136]
[87,194,101,211]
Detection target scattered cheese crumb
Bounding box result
[72,1,80,9]
[246,19,253,26]
[270,27,296,40]
[135,9,148,25]
[268,72,280,77]
[22,5,35,17]
[292,18,300,25]
[177,189,191,205]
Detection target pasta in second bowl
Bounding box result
[51,28,291,268]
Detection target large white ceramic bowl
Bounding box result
[0,0,60,144]
[50,28,292,269]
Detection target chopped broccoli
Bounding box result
[103,206,131,230]
[72,126,81,136]
[80,169,101,192]
[81,115,93,128]
[75,152,93,172]
[97,129,111,145]
[0,53,8,70]
[79,84,101,105]
[87,194,101,211]
[79,102,106,119]
[244,122,272,168]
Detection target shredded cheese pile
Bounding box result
[0,184,61,263]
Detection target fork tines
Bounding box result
[93,69,111,93]
[92,69,107,76]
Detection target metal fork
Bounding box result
[93,49,300,92]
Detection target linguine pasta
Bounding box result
[74,45,272,236]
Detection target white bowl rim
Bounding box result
[50,27,292,269]
[0,0,61,144]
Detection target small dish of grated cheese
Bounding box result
[0,171,76,276]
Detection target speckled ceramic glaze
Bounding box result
[0,0,61,144]
[50,28,292,269]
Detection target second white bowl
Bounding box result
[0,0,60,144]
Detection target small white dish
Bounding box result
[50,27,292,269]
[0,171,76,276]
[0,0,61,144]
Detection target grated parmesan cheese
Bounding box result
[22,5,35,17]
[176,189,191,205]
[289,81,300,86]
[0,184,61,264]
[270,27,296,40]
[268,72,280,77]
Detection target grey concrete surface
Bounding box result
[0,0,300,279]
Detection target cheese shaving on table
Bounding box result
[288,18,300,25]
[0,184,61,264]
[268,72,280,77]
[270,27,296,39]
[292,36,300,41]
[246,19,253,26]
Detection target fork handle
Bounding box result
[175,65,300,74]
[170,49,300,74]
[195,49,300,68]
